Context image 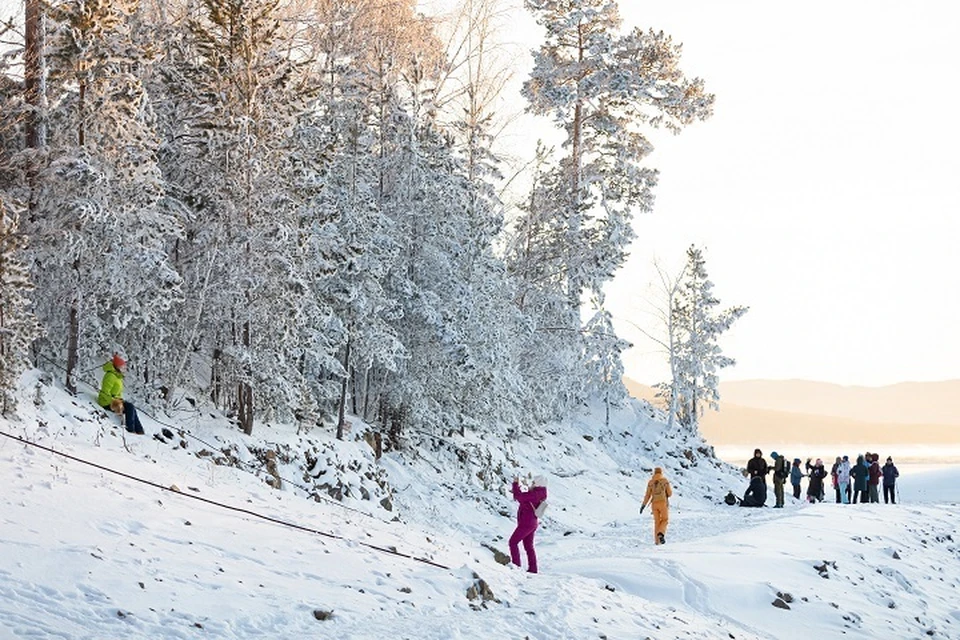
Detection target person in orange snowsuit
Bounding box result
[640,467,673,545]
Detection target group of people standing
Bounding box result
[743,449,900,507]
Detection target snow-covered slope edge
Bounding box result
[2,370,959,639]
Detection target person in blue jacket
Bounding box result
[850,454,869,504]
[790,458,803,500]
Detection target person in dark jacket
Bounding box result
[867,453,882,503]
[805,458,825,501]
[509,475,547,573]
[806,459,827,503]
[771,451,788,508]
[790,458,804,500]
[882,456,900,504]
[747,449,769,479]
[740,476,767,507]
[850,454,868,503]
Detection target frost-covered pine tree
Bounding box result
[665,246,748,431]
[515,0,714,417]
[581,299,630,428]
[26,0,182,396]
[152,0,323,432]
[0,198,42,416]
[521,0,714,310]
[296,0,410,437]
[426,0,528,434]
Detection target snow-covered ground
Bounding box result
[1,370,958,639]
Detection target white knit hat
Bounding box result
[532,475,548,487]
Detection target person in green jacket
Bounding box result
[98,353,144,435]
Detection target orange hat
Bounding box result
[112,353,126,369]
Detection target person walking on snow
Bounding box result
[97,353,144,435]
[882,456,900,504]
[790,458,803,500]
[509,475,547,573]
[640,467,673,544]
[771,451,788,508]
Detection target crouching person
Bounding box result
[98,353,144,435]
[740,475,766,507]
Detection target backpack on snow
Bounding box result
[724,491,738,506]
[534,500,548,518]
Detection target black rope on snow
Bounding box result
[0,430,450,570]
[33,354,396,524]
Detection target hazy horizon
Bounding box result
[623,377,960,451]
[628,376,960,388]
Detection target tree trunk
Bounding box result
[238,320,253,434]
[24,0,45,218]
[336,336,351,440]
[362,366,371,421]
[65,298,79,395]
[237,380,253,435]
[210,347,222,407]
[350,361,358,417]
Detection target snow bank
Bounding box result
[1,371,958,639]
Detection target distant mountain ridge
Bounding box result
[623,378,960,446]
[719,379,960,426]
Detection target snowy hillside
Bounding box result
[1,370,959,639]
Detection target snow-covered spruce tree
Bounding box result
[426,0,528,436]
[517,0,714,412]
[26,0,182,397]
[665,245,748,431]
[334,6,506,443]
[293,0,408,437]
[378,59,487,440]
[581,299,630,429]
[504,143,584,423]
[153,0,327,432]
[0,198,42,416]
[0,55,23,195]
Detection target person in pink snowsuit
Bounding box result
[509,475,547,573]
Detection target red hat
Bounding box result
[112,353,126,369]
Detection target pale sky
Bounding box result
[3,0,958,387]
[600,2,960,387]
[485,1,960,387]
